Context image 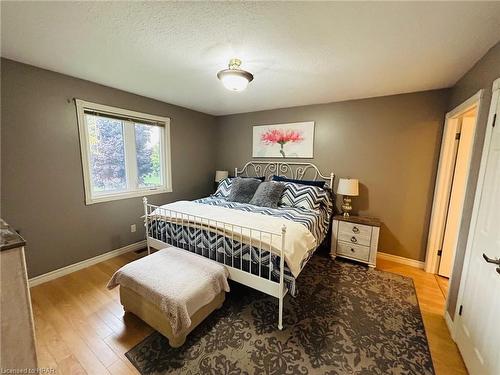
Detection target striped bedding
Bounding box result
[148,193,333,297]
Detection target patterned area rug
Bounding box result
[125,256,434,374]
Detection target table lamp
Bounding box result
[337,178,359,217]
[215,170,229,183]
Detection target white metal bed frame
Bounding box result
[234,161,334,189]
[143,161,334,330]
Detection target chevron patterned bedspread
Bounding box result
[148,194,333,297]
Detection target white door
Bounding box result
[454,90,500,375]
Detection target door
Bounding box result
[454,95,500,375]
[424,90,483,275]
[439,113,477,277]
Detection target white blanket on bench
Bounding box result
[107,247,230,336]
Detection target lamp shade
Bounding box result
[337,178,359,196]
[215,170,229,182]
[219,72,251,91]
[217,58,254,92]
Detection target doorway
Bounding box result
[438,107,477,277]
[425,91,483,281]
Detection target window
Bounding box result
[76,100,172,204]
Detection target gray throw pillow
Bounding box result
[227,177,262,203]
[249,181,286,208]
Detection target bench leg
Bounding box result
[169,335,186,348]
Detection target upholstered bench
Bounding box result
[107,246,229,347]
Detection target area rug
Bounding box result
[125,255,434,374]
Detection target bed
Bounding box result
[143,161,335,329]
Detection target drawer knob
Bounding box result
[352,226,359,233]
[350,248,355,252]
[351,236,357,243]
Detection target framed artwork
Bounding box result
[252,121,315,158]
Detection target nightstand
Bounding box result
[330,215,381,267]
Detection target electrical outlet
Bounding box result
[130,224,136,233]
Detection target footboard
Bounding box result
[142,197,288,329]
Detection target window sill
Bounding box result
[85,187,171,205]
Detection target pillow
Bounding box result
[280,182,329,210]
[213,177,233,198]
[214,176,266,198]
[249,181,285,208]
[242,176,266,182]
[271,175,325,188]
[227,177,262,203]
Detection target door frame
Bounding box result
[424,90,483,274]
[452,78,500,336]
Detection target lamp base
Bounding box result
[341,196,352,217]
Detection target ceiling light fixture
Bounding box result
[217,58,254,92]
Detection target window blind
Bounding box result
[83,109,165,127]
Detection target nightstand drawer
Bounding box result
[338,221,372,246]
[336,242,370,262]
[338,221,372,237]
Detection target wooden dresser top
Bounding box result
[1,218,26,251]
[333,215,381,227]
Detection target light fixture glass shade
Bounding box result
[217,58,254,92]
[337,178,359,196]
[219,73,250,91]
[215,170,229,182]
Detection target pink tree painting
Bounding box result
[253,122,314,158]
[260,129,304,158]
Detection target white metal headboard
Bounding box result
[235,161,334,189]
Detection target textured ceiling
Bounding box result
[2,2,500,115]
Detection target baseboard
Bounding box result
[377,252,425,269]
[444,310,456,340]
[28,240,146,287]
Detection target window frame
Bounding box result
[75,99,172,205]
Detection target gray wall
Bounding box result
[447,42,500,319]
[215,90,450,262]
[6,47,493,286]
[1,59,217,278]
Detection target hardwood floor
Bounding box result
[31,252,467,374]
[31,251,149,375]
[435,275,450,298]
